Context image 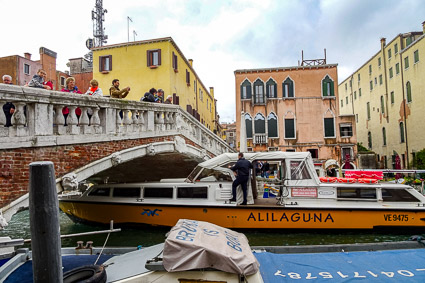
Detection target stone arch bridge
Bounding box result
[0,84,233,224]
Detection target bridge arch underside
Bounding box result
[86,152,201,185]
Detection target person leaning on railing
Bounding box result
[1,74,15,127]
[109,79,130,99]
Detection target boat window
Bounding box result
[381,189,420,202]
[290,161,311,180]
[196,168,233,182]
[337,188,376,199]
[144,187,173,198]
[186,166,203,182]
[88,187,110,196]
[177,187,208,199]
[113,187,140,198]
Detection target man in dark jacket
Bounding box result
[229,152,253,205]
[2,75,15,127]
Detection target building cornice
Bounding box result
[234,64,338,74]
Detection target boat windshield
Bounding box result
[186,166,203,182]
[290,160,311,180]
[195,168,233,182]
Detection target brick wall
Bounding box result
[0,135,210,208]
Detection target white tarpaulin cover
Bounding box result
[163,219,260,275]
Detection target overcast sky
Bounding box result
[1,0,424,122]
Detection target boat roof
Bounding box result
[200,152,311,169]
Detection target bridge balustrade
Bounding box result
[0,84,231,156]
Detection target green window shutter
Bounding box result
[289,82,294,97]
[254,115,266,134]
[322,80,327,96]
[268,114,278,138]
[324,118,334,137]
[285,119,295,138]
[245,118,252,138]
[330,81,334,96]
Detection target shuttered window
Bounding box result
[245,114,253,138]
[254,113,265,134]
[267,113,278,138]
[282,78,294,98]
[241,80,252,99]
[254,79,265,104]
[147,49,161,66]
[322,76,334,97]
[324,117,335,138]
[99,55,112,71]
[266,79,277,98]
[284,119,295,139]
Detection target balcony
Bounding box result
[254,134,267,145]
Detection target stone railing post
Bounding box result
[146,110,154,132]
[12,102,28,137]
[154,111,165,132]
[0,100,6,126]
[138,110,145,131]
[116,108,123,133]
[131,109,139,132]
[79,106,90,134]
[66,106,79,135]
[91,107,102,134]
[30,102,53,136]
[122,109,132,132]
[54,105,66,135]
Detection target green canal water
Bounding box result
[1,210,423,248]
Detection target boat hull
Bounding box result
[59,201,425,229]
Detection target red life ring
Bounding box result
[357,178,378,184]
[337,177,357,184]
[319,177,338,183]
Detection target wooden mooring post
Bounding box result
[29,161,63,283]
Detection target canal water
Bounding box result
[1,210,423,248]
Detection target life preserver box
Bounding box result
[63,265,106,283]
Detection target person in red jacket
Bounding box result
[61,77,82,125]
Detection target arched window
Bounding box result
[244,114,253,138]
[400,122,405,143]
[266,78,277,98]
[253,79,265,104]
[368,131,372,149]
[282,77,294,98]
[322,75,335,97]
[267,112,278,138]
[240,79,252,100]
[254,113,265,134]
[406,81,412,103]
[382,127,386,146]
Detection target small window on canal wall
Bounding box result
[177,187,208,199]
[382,189,419,202]
[88,188,110,196]
[113,187,141,198]
[144,187,173,198]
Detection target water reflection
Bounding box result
[0,210,421,248]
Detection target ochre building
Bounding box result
[92,37,217,132]
[339,21,425,169]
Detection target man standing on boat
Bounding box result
[229,153,253,205]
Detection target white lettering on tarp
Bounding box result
[398,270,414,277]
[224,230,242,252]
[273,267,425,280]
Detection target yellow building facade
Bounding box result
[339,22,425,169]
[92,37,216,131]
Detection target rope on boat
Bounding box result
[94,221,113,265]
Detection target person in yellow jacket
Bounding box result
[109,79,130,98]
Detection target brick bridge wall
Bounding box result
[0,135,206,208]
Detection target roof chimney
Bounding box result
[380,37,386,50]
[24,53,32,60]
[422,21,425,34]
[209,87,214,97]
[188,59,193,67]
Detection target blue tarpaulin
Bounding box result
[254,249,425,282]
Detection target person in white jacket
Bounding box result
[85,79,103,119]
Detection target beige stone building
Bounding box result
[339,21,425,169]
[235,60,357,176]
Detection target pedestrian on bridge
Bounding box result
[110,79,130,99]
[1,75,15,127]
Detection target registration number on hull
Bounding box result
[383,214,409,222]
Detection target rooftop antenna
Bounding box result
[127,16,133,42]
[91,0,108,47]
[133,30,137,41]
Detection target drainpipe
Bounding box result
[399,48,410,168]
[381,38,390,123]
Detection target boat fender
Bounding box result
[63,264,106,283]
